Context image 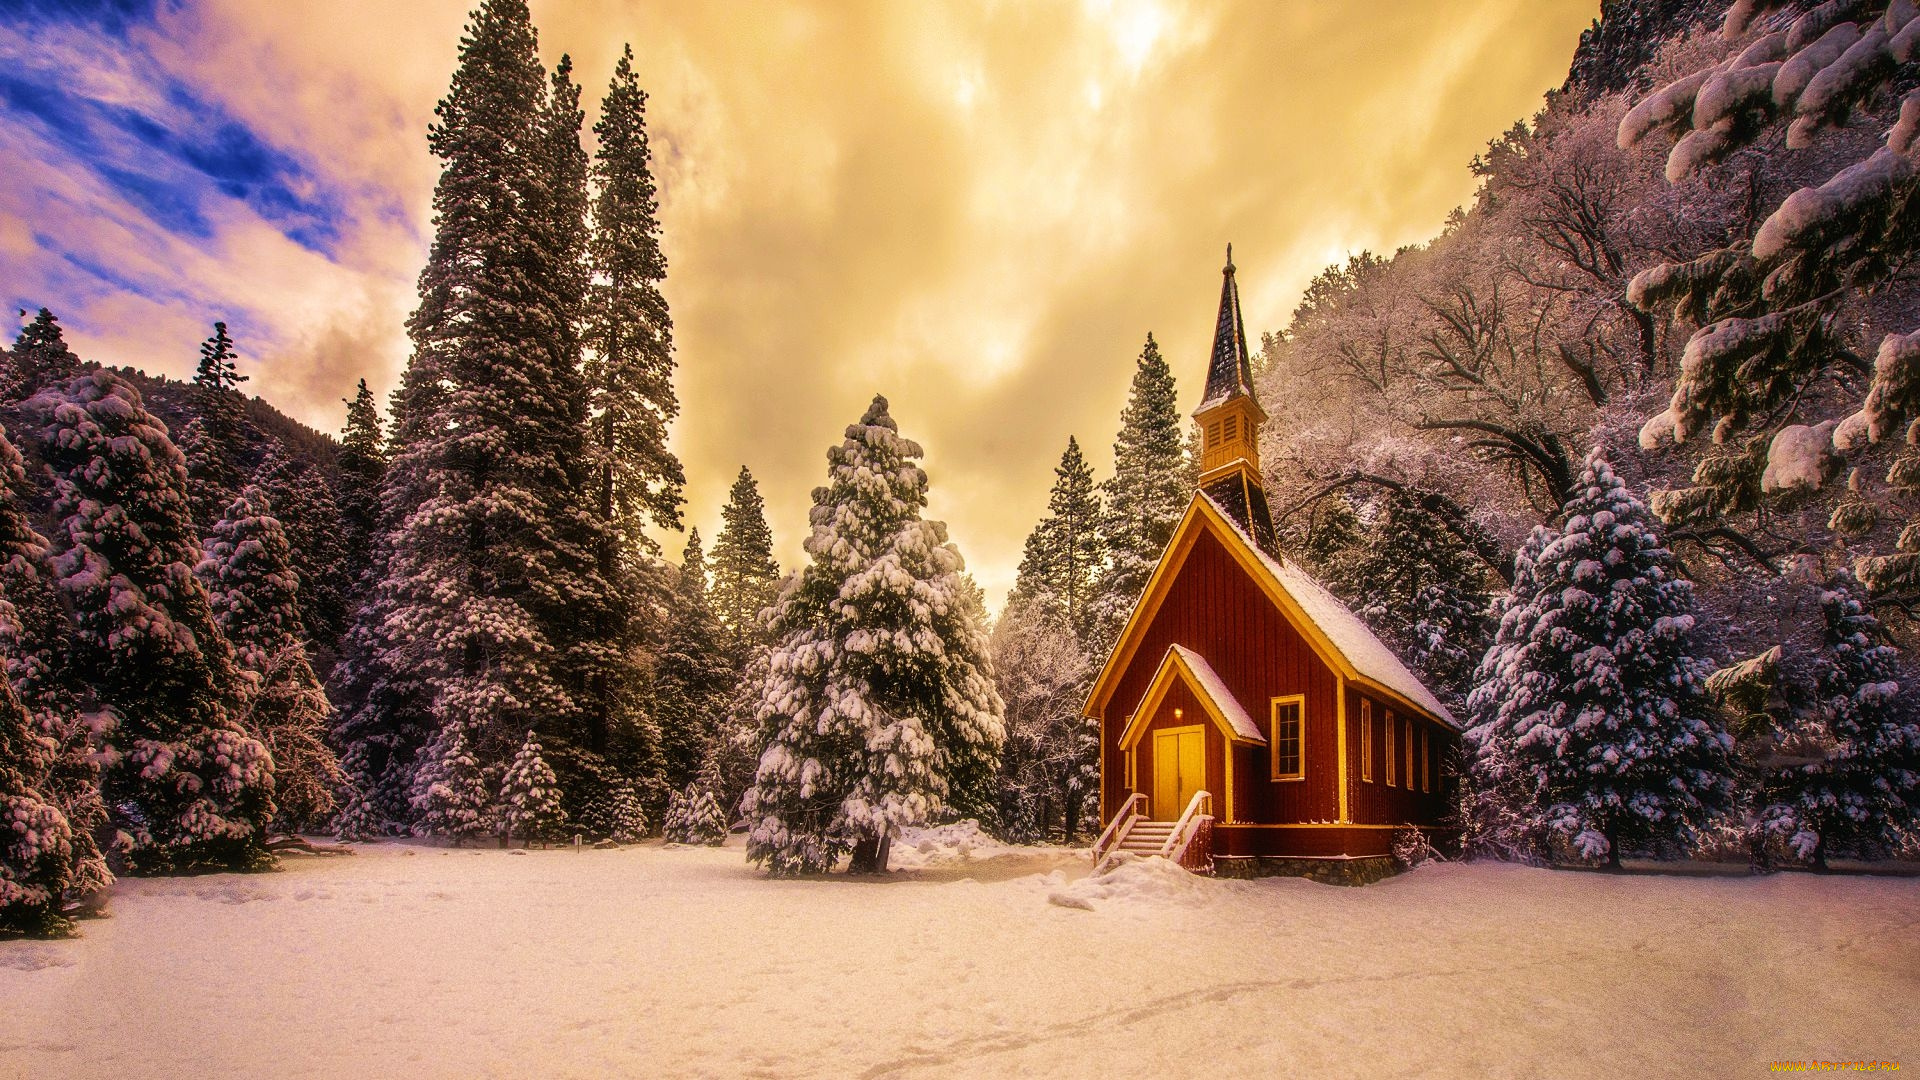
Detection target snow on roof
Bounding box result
[1199,493,1460,729]
[1168,645,1266,744]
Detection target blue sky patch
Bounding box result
[0,4,347,257]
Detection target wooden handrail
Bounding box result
[1091,793,1146,875]
[1163,790,1214,872]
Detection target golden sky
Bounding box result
[1,0,1599,611]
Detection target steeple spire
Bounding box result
[1199,244,1257,413]
[1191,244,1278,555]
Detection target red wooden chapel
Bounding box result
[1087,248,1461,878]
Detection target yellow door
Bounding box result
[1151,727,1205,820]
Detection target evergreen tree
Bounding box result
[175,417,233,530]
[653,529,734,788]
[0,432,109,902]
[585,43,684,564]
[5,308,82,403]
[1010,438,1103,641]
[408,720,491,844]
[371,0,623,833]
[1756,573,1920,866]
[186,322,251,526]
[36,371,272,874]
[1465,450,1735,866]
[0,672,73,937]
[662,777,727,846]
[709,466,780,655]
[742,396,1005,875]
[1092,334,1187,648]
[335,379,387,587]
[1348,492,1492,704]
[198,486,343,831]
[499,730,566,846]
[1298,490,1365,586]
[251,450,349,649]
[579,780,649,842]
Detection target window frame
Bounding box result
[1390,711,1405,787]
[1269,694,1306,782]
[1420,726,1430,794]
[1359,698,1373,783]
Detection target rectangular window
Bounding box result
[1270,696,1305,781]
[1359,699,1373,782]
[1420,727,1430,793]
[1405,719,1415,790]
[1384,710,1396,788]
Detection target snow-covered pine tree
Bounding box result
[653,529,734,789]
[1092,334,1187,649]
[35,371,272,874]
[374,0,624,834]
[0,669,72,938]
[331,372,443,840]
[1756,572,1920,866]
[5,308,83,404]
[1348,491,1492,705]
[663,775,727,846]
[743,396,1005,875]
[709,466,781,656]
[585,43,684,564]
[580,780,648,843]
[410,720,492,844]
[185,322,250,526]
[499,730,566,847]
[1466,450,1735,867]
[334,378,387,589]
[252,449,349,648]
[198,486,344,832]
[0,430,108,902]
[1297,490,1365,591]
[1010,438,1103,642]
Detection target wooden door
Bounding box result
[1152,727,1205,820]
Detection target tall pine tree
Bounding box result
[335,379,387,588]
[652,528,734,789]
[1010,437,1103,642]
[1348,492,1491,705]
[5,308,83,404]
[743,397,1004,875]
[36,372,272,874]
[709,466,780,656]
[185,321,250,526]
[198,486,343,831]
[586,43,683,563]
[362,1,622,836]
[1466,450,1734,866]
[1092,334,1187,648]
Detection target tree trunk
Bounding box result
[848,830,893,874]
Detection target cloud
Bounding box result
[0,0,1599,612]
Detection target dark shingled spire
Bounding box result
[1198,244,1255,413]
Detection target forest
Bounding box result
[3,0,1919,941]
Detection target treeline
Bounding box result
[1259,0,1920,867]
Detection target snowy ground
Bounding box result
[2,838,1916,1079]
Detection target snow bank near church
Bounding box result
[1044,854,1216,910]
[887,820,1015,870]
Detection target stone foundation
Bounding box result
[1210,854,1400,887]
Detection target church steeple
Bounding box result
[1192,245,1279,554]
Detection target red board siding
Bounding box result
[1344,687,1458,828]
[1100,528,1340,825]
